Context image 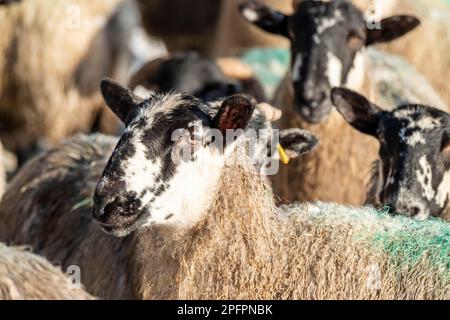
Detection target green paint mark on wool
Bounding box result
[241,48,290,99]
[296,203,450,277]
[371,217,450,270]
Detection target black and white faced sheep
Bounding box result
[0,244,94,300]
[239,0,446,205]
[332,87,450,221]
[129,51,266,103]
[0,82,318,298]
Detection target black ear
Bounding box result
[366,15,420,45]
[212,94,256,135]
[238,0,289,37]
[100,79,144,125]
[279,128,318,159]
[331,87,382,136]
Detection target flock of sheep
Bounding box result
[0,0,449,300]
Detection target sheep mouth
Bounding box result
[97,219,140,238]
[94,206,143,237]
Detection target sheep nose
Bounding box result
[386,204,397,214]
[386,202,425,219]
[301,87,328,107]
[92,194,116,219]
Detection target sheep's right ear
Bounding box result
[279,128,318,159]
[101,79,144,125]
[331,87,382,137]
[238,1,289,37]
[212,94,256,135]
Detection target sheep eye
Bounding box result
[347,31,364,50]
[441,134,450,159]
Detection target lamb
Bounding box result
[0,244,94,300]
[331,87,450,221]
[239,0,448,205]
[0,81,448,300]
[129,51,266,103]
[0,0,138,162]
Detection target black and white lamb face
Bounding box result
[239,0,419,123]
[93,80,317,237]
[332,88,450,220]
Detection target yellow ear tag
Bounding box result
[277,143,290,165]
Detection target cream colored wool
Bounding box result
[0,244,94,300]
[0,0,127,153]
[136,166,449,300]
[374,0,450,108]
[0,134,448,299]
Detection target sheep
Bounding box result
[0,81,448,300]
[0,81,318,298]
[129,51,266,103]
[331,87,450,221]
[239,0,448,205]
[0,244,94,300]
[0,0,139,162]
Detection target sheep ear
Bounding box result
[366,15,420,45]
[212,95,256,135]
[331,87,382,136]
[238,1,289,37]
[101,79,143,125]
[279,128,318,159]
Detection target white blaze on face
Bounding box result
[416,155,435,201]
[345,50,366,91]
[121,129,163,208]
[143,141,225,231]
[327,52,342,88]
[436,170,450,209]
[406,131,426,146]
[292,53,303,82]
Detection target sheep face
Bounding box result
[239,0,419,123]
[93,80,255,237]
[332,88,450,220]
[130,52,242,102]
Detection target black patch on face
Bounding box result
[289,1,366,123]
